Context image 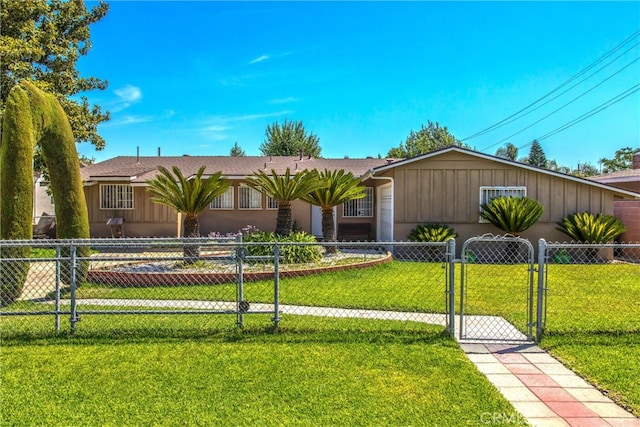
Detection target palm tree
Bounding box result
[480,196,543,236]
[245,168,323,236]
[146,165,230,261]
[300,169,366,253]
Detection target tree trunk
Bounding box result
[183,215,200,263]
[276,201,292,236]
[321,206,337,254]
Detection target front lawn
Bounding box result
[1,318,517,426]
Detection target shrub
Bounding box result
[243,230,322,264]
[557,212,627,243]
[408,223,457,242]
[480,196,543,236]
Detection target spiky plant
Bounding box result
[408,223,458,242]
[300,169,366,253]
[146,166,230,262]
[245,168,324,236]
[557,212,627,243]
[480,196,543,236]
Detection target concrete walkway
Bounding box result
[60,299,639,425]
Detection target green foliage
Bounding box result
[0,0,110,149]
[260,119,321,157]
[146,165,230,238]
[599,146,640,173]
[526,140,547,168]
[480,196,543,236]
[243,230,322,264]
[556,212,627,243]
[301,169,366,247]
[408,223,457,242]
[495,143,518,161]
[387,120,468,158]
[229,141,245,156]
[1,81,90,306]
[245,168,323,236]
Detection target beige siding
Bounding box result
[388,151,617,243]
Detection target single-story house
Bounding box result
[588,152,640,244]
[79,147,640,246]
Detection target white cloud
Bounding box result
[269,97,299,105]
[196,110,293,141]
[114,85,142,103]
[249,54,269,64]
[110,85,143,112]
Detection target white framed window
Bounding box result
[100,184,134,210]
[238,186,262,209]
[267,195,278,210]
[343,187,373,217]
[479,186,527,222]
[210,187,234,210]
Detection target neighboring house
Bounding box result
[33,172,55,224]
[589,153,640,243]
[79,147,640,246]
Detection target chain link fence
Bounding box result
[3,237,637,341]
[1,238,454,338]
[540,241,640,337]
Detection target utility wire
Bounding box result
[461,30,640,141]
[516,84,640,150]
[483,56,640,151]
[477,42,640,144]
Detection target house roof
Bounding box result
[81,155,397,185]
[366,146,640,199]
[588,168,640,184]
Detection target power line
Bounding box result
[462,30,640,142]
[516,83,640,151]
[477,42,640,145]
[483,56,640,151]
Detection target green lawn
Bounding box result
[3,259,639,418]
[1,318,518,426]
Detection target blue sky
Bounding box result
[77,1,640,169]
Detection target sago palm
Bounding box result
[480,196,543,236]
[300,169,366,252]
[557,212,626,243]
[146,165,230,260]
[245,168,323,236]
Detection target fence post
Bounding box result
[447,239,456,337]
[235,234,244,328]
[272,244,281,328]
[55,245,61,331]
[536,239,546,342]
[69,243,78,335]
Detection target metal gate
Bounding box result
[459,235,535,342]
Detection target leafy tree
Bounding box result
[229,142,245,157]
[146,166,230,261]
[1,0,110,150]
[526,140,547,168]
[547,160,571,174]
[599,147,640,173]
[260,119,321,157]
[245,168,323,236]
[495,143,518,161]
[480,196,543,236]
[570,162,600,178]
[300,169,366,252]
[387,121,468,158]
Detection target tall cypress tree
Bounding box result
[527,140,548,168]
